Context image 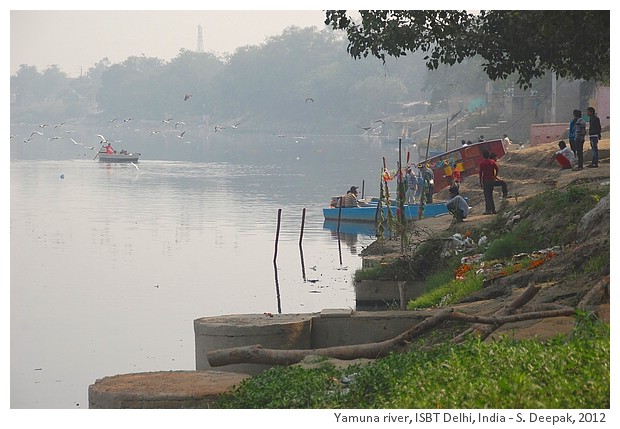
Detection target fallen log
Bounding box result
[207,283,576,368]
[577,275,610,310]
[207,307,454,367]
[452,282,540,343]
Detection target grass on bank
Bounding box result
[216,316,609,409]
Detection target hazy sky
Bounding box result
[9,7,329,77]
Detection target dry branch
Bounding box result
[452,282,540,343]
[577,276,610,310]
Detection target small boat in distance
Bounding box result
[96,151,141,163]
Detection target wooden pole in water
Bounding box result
[361,180,365,199]
[273,208,282,264]
[337,197,343,234]
[299,208,306,247]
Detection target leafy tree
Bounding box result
[324,10,610,89]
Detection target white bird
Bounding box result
[150,130,161,135]
[305,97,314,103]
[109,118,119,123]
[97,134,108,143]
[214,125,225,133]
[54,121,66,128]
[38,124,49,128]
[162,118,173,123]
[70,138,81,146]
[49,136,61,141]
[230,122,241,129]
[177,131,186,138]
[123,118,134,123]
[174,121,185,129]
[24,138,33,143]
[30,131,43,137]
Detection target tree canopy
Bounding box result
[324,10,610,89]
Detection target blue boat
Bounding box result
[323,201,451,222]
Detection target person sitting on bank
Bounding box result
[446,194,469,222]
[549,140,575,170]
[339,186,368,208]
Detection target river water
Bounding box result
[9,131,414,409]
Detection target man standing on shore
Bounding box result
[479,150,497,215]
[586,107,601,168]
[569,109,587,170]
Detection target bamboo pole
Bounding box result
[273,208,282,264]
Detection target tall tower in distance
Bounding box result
[196,25,204,53]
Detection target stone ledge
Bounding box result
[88,370,250,409]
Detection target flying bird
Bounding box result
[150,130,161,135]
[54,121,66,128]
[174,121,185,129]
[49,136,61,141]
[184,94,192,101]
[123,118,134,123]
[38,124,49,128]
[177,131,186,138]
[214,125,225,133]
[70,138,81,145]
[305,97,314,103]
[162,118,173,123]
[30,131,43,137]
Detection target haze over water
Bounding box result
[10,131,405,408]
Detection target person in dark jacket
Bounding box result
[586,107,602,168]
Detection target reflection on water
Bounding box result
[10,134,405,408]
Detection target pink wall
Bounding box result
[529,123,568,146]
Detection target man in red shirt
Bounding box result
[478,150,497,215]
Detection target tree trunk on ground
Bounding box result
[207,283,587,368]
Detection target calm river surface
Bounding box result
[10,131,412,409]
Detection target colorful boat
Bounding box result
[96,152,141,163]
[419,139,505,194]
[323,202,451,222]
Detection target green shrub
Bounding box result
[216,320,610,409]
[407,271,484,309]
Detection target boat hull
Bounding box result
[97,153,140,163]
[323,202,450,222]
[419,139,505,194]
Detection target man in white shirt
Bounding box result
[550,140,575,170]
